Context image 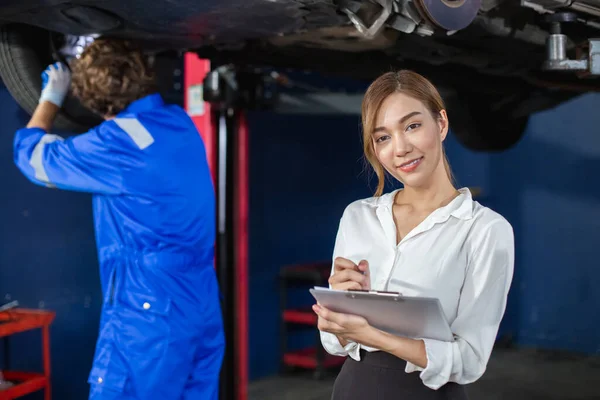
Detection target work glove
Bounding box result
[39,62,71,107]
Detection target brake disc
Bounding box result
[414,0,481,31]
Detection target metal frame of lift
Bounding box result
[184,55,278,400]
[184,55,249,400]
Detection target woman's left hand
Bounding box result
[313,303,428,368]
[312,303,374,344]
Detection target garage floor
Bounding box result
[248,348,600,400]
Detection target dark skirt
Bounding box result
[331,350,469,400]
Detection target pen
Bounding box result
[347,289,402,296]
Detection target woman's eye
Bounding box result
[375,135,390,143]
[406,123,421,131]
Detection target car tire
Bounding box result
[447,88,579,152]
[445,91,528,152]
[0,23,102,133]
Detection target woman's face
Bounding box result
[371,92,448,188]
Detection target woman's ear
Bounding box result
[438,110,449,142]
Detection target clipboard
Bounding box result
[310,287,454,342]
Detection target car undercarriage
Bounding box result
[0,0,599,150]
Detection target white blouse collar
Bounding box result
[364,187,475,222]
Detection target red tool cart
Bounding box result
[0,309,55,400]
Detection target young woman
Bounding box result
[313,70,514,399]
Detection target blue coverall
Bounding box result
[13,94,225,400]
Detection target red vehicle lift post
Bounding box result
[183,54,250,400]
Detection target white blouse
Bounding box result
[319,187,514,390]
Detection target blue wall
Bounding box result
[489,93,600,353]
[0,85,102,400]
[247,92,600,379]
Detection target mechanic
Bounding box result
[13,39,224,400]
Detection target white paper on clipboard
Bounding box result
[310,287,454,342]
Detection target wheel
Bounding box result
[0,24,102,133]
[446,90,529,152]
[447,94,528,152]
[446,88,579,152]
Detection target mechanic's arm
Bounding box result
[27,101,61,132]
[14,63,123,195]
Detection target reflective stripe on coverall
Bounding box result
[13,94,224,400]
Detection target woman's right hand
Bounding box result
[328,257,371,291]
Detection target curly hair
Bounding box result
[69,38,156,117]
